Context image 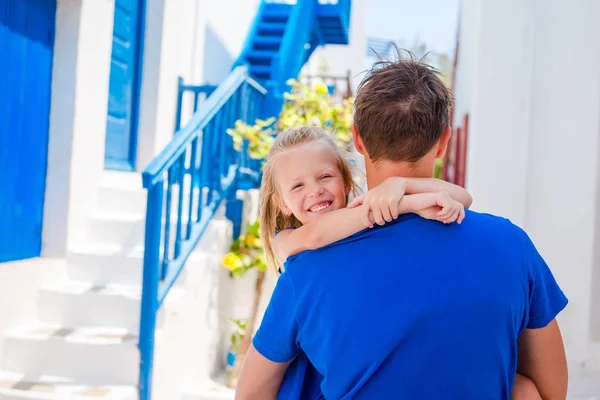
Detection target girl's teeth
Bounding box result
[311,203,329,212]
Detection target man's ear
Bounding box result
[352,124,366,155]
[435,126,452,159]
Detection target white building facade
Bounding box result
[453,0,600,379]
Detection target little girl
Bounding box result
[251,126,541,400]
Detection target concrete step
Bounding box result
[180,380,234,400]
[97,185,147,217]
[68,214,230,285]
[66,246,144,286]
[85,207,231,250]
[37,281,148,332]
[97,171,145,216]
[0,371,136,400]
[1,324,139,386]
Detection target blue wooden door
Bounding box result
[104,0,144,170]
[0,0,56,262]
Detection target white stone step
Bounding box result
[66,246,144,286]
[0,371,136,400]
[100,171,143,190]
[85,209,231,250]
[66,234,222,286]
[97,179,206,217]
[85,212,147,248]
[180,380,234,400]
[97,185,147,217]
[1,324,138,386]
[37,281,146,332]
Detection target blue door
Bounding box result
[104,0,145,171]
[0,0,56,262]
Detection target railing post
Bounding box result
[174,77,185,135]
[225,183,243,240]
[139,180,164,400]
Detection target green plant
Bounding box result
[226,79,354,160]
[221,220,266,277]
[227,118,276,161]
[228,318,247,354]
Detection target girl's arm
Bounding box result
[404,178,473,208]
[273,203,375,263]
[347,177,471,228]
[273,190,463,264]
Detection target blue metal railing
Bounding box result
[174,78,218,134]
[261,0,315,117]
[276,0,315,86]
[138,65,266,400]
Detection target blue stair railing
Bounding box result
[173,77,218,134]
[264,0,316,116]
[138,65,266,400]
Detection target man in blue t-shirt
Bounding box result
[236,54,568,399]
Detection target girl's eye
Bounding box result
[292,183,303,190]
[320,174,332,180]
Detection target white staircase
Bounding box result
[0,172,234,399]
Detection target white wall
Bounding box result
[135,0,261,171]
[455,0,534,225]
[302,0,367,93]
[524,0,600,359]
[454,0,600,366]
[43,0,115,255]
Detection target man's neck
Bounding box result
[365,159,434,189]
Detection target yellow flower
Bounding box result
[314,82,329,96]
[244,235,262,248]
[222,253,242,271]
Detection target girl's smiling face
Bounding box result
[275,141,349,224]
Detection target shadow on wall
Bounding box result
[203,22,235,85]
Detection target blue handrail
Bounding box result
[138,65,266,400]
[275,0,315,87]
[260,0,316,117]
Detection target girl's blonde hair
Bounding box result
[259,126,359,274]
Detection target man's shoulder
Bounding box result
[462,209,526,234]
[284,210,528,270]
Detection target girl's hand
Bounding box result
[412,191,466,224]
[347,177,407,227]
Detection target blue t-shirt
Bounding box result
[254,211,568,400]
[277,352,323,400]
[275,227,324,400]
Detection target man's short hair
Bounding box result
[354,47,453,163]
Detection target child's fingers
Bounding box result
[379,203,393,223]
[348,195,365,208]
[372,207,384,226]
[361,207,374,228]
[437,202,453,219]
[457,207,465,224]
[440,207,458,224]
[390,203,400,219]
[450,208,460,223]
